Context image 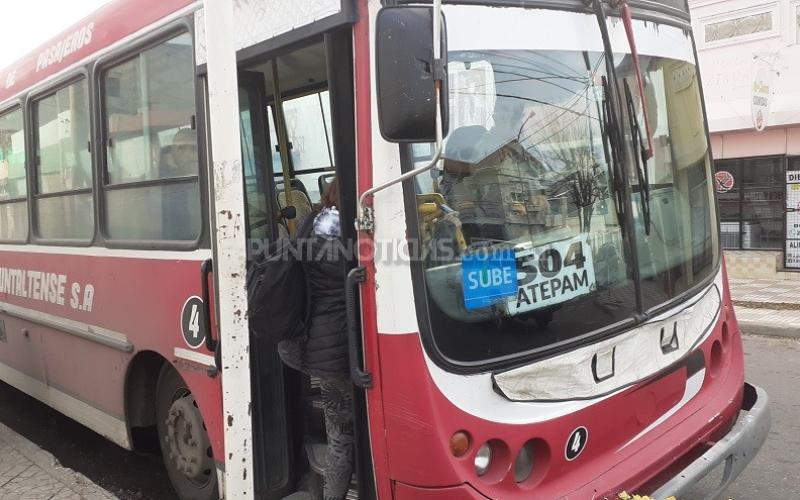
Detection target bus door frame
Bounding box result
[202,1,254,498]
[238,70,279,241]
[201,1,363,498]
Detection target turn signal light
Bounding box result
[449,431,471,457]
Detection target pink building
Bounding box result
[691,0,800,278]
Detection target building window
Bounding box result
[703,7,776,45]
[716,157,784,249]
[796,4,800,44]
[33,79,94,241]
[102,32,200,242]
[0,107,27,241]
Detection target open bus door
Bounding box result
[203,0,368,494]
[238,70,296,499]
[230,30,368,500]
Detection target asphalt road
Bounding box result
[724,334,800,499]
[0,334,796,500]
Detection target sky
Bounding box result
[0,0,114,68]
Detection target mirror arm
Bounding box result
[356,105,442,233]
[356,0,444,234]
[615,0,654,160]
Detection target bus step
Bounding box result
[281,493,313,500]
[305,441,328,475]
[281,482,357,500]
[301,442,359,499]
[310,395,325,411]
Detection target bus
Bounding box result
[0,0,770,499]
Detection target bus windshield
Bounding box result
[409,5,719,366]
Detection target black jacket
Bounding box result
[278,213,349,376]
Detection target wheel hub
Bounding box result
[164,394,213,483]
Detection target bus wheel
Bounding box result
[156,366,219,500]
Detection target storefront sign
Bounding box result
[786,240,800,268]
[751,55,776,132]
[785,172,800,268]
[715,170,735,193]
[787,211,800,239]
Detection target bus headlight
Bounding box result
[474,442,492,476]
[514,441,535,482]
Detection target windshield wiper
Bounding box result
[599,76,626,227]
[617,0,655,160]
[591,0,646,317]
[623,78,652,235]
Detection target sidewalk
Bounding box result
[0,421,116,500]
[729,278,800,339]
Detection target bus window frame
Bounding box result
[266,86,337,191]
[0,102,29,243]
[267,79,331,171]
[27,71,96,247]
[93,18,209,251]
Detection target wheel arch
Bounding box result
[124,350,170,452]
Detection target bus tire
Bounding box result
[156,365,219,500]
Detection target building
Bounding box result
[690,0,800,278]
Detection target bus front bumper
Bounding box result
[651,383,770,500]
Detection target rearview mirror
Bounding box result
[375,7,448,143]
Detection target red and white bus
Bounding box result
[0,0,770,499]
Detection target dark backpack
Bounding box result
[247,236,311,343]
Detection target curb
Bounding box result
[739,319,800,339]
[735,304,800,339]
[733,300,800,311]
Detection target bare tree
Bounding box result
[524,117,608,233]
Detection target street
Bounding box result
[0,334,797,499]
[724,335,800,498]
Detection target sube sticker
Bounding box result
[460,235,596,314]
[461,248,518,310]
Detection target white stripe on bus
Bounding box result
[420,268,724,424]
[0,360,130,449]
[0,244,212,261]
[174,347,215,368]
[0,301,132,352]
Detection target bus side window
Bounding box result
[0,107,28,242]
[101,32,201,242]
[281,91,335,204]
[33,79,94,241]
